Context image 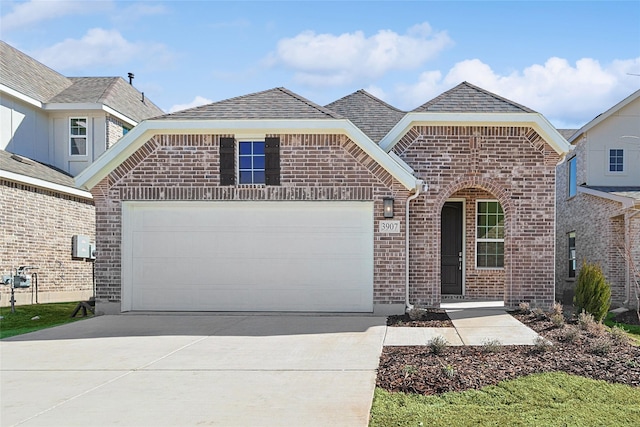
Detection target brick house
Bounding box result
[1,41,163,306]
[76,83,570,315]
[556,89,640,308]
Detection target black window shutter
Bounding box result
[264,137,280,186]
[219,137,235,185]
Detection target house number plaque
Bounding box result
[379,220,400,233]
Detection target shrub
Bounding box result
[560,326,579,343]
[578,310,607,336]
[610,325,630,345]
[518,301,531,314]
[551,302,564,316]
[408,307,426,321]
[588,337,612,355]
[441,364,456,378]
[532,307,547,320]
[550,313,565,328]
[532,336,552,353]
[480,338,503,353]
[574,262,611,322]
[427,335,448,355]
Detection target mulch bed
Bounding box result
[377,310,640,395]
[387,309,454,328]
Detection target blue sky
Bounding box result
[1,0,639,128]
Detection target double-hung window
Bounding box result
[568,156,577,198]
[568,231,576,278]
[69,118,87,156]
[476,200,504,268]
[609,149,623,172]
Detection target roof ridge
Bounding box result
[357,89,406,113]
[276,87,344,119]
[459,81,535,113]
[97,77,120,104]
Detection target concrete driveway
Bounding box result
[0,314,387,427]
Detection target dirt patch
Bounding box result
[377,311,640,395]
[387,309,454,328]
[613,310,640,326]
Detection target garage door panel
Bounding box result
[123,201,374,312]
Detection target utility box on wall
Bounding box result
[72,235,91,258]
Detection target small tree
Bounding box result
[574,262,611,322]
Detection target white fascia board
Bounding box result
[380,112,571,156]
[76,119,419,191]
[578,186,636,209]
[0,169,93,200]
[44,102,138,126]
[569,89,640,144]
[0,84,43,108]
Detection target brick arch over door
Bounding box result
[435,177,515,306]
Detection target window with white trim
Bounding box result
[609,149,623,172]
[568,231,576,278]
[568,156,577,197]
[476,200,504,268]
[69,117,87,156]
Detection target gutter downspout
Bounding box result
[623,208,640,306]
[406,179,425,312]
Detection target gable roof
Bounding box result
[48,77,164,122]
[76,87,419,191]
[0,41,163,123]
[0,40,72,102]
[413,82,536,113]
[568,89,640,144]
[380,82,570,155]
[156,87,342,120]
[0,150,92,199]
[325,90,406,143]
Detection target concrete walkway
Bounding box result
[384,307,541,346]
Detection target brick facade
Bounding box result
[395,126,560,309]
[556,150,639,308]
[91,133,409,312]
[105,115,128,150]
[1,180,95,306]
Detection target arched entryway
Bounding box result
[436,178,514,305]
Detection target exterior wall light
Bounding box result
[383,197,394,218]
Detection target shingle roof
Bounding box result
[0,40,72,102]
[584,186,640,201]
[413,81,536,113]
[325,90,406,143]
[156,87,343,120]
[557,129,578,140]
[0,149,79,189]
[0,41,163,122]
[49,77,164,122]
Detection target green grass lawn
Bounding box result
[370,372,640,427]
[605,312,640,339]
[0,302,93,339]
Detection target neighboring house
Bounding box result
[556,89,640,308]
[76,82,569,315]
[1,40,164,175]
[0,41,163,306]
[0,150,94,305]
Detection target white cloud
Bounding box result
[169,96,213,113]
[1,0,111,32]
[394,57,640,128]
[267,22,453,87]
[32,28,172,71]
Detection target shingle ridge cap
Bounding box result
[276,87,344,119]
[461,81,536,113]
[358,89,406,113]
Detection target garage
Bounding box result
[121,201,374,312]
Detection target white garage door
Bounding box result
[121,201,374,312]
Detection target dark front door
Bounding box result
[441,202,463,295]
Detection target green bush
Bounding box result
[574,262,611,322]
